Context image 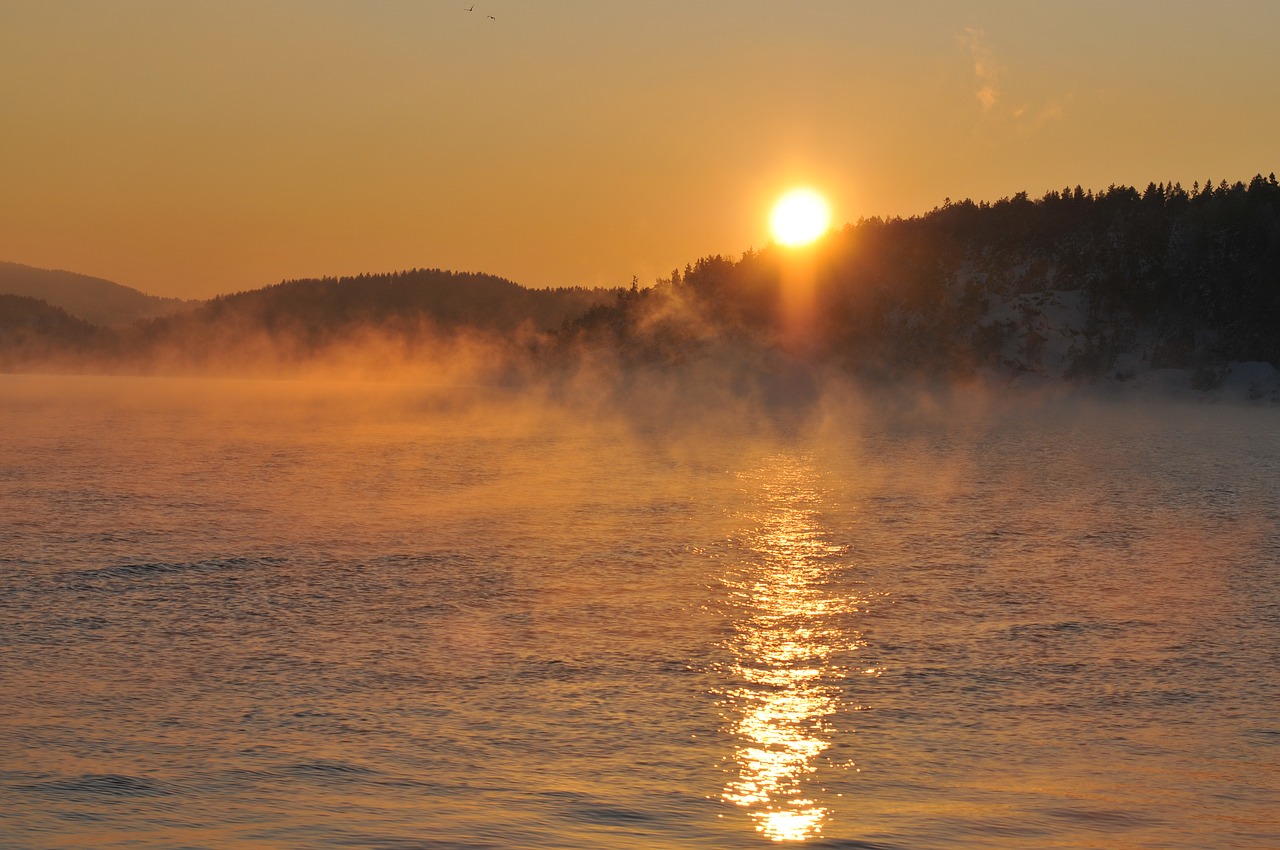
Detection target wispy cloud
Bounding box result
[960,27,1069,131]
[962,27,999,114]
[1010,95,1073,137]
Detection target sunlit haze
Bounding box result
[3,5,1280,846]
[1,1,1278,297]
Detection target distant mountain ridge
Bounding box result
[0,261,198,327]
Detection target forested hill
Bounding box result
[3,176,1277,394]
[124,268,617,364]
[208,269,612,333]
[559,174,1280,392]
[0,295,110,369]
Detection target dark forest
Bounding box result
[3,175,1278,391]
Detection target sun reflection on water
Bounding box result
[719,453,862,842]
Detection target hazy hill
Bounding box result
[4,175,1278,398]
[202,268,615,334]
[122,267,618,369]
[0,261,198,327]
[0,294,112,369]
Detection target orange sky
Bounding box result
[2,1,1278,299]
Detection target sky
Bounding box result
[2,0,1278,299]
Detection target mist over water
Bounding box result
[2,374,1278,848]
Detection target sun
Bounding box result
[770,188,831,246]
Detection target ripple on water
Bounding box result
[2,380,1278,849]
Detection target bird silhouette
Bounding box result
[464,4,473,10]
[487,14,495,19]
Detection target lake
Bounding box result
[2,374,1277,849]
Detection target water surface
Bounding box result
[2,374,1277,848]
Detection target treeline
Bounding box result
[920,175,1280,358]
[3,175,1277,384]
[558,174,1280,381]
[204,268,611,335]
[0,295,110,370]
[119,268,615,368]
[0,268,618,373]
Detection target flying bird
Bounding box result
[464,4,473,10]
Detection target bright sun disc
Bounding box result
[770,188,831,246]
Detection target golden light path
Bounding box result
[719,452,864,841]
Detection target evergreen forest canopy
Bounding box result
[2,174,1278,394]
[559,173,1280,390]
